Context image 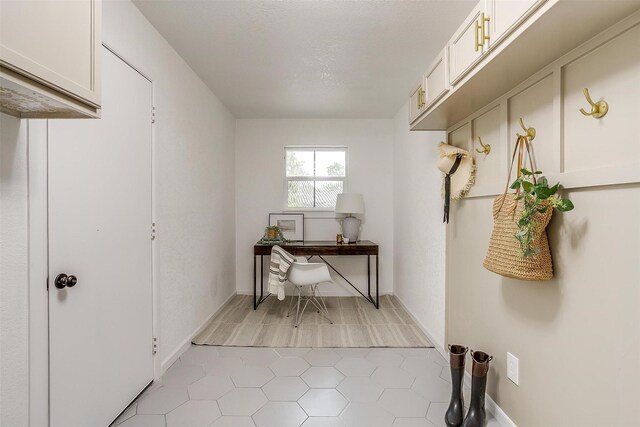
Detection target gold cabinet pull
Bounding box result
[475,136,491,155]
[517,117,536,141]
[475,13,490,52]
[419,88,426,109]
[579,87,608,119]
[481,13,490,47]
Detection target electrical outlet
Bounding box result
[507,352,519,386]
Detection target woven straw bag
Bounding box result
[483,136,554,281]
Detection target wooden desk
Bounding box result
[253,240,379,310]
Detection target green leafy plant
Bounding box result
[260,225,288,243]
[510,168,574,257]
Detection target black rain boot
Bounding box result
[461,350,493,427]
[445,344,468,427]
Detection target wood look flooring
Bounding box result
[193,295,433,348]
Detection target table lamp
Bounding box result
[335,193,364,243]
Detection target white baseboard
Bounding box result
[392,294,446,356]
[159,291,237,376]
[463,371,517,427]
[487,392,517,427]
[394,294,516,427]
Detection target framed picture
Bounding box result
[269,213,304,242]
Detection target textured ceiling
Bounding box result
[133,0,475,118]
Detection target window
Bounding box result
[285,147,347,209]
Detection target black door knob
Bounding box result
[67,275,78,288]
[55,273,68,289]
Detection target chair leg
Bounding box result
[310,285,320,313]
[290,285,323,328]
[286,291,296,318]
[317,287,331,319]
[312,285,333,324]
[298,298,311,327]
[294,286,302,328]
[294,286,313,328]
[307,284,323,313]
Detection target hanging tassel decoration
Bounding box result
[443,154,463,223]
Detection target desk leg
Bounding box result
[376,255,379,309]
[260,255,264,303]
[253,255,257,310]
[367,255,371,302]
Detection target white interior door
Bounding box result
[48,47,153,427]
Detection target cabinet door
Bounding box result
[488,0,543,47]
[0,0,101,107]
[449,3,486,85]
[425,47,449,108]
[409,84,425,124]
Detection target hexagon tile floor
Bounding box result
[113,345,504,427]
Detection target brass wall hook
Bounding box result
[517,117,536,141]
[475,136,491,155]
[579,87,608,119]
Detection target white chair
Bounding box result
[286,257,333,327]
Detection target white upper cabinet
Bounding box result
[487,0,543,47]
[424,47,449,109]
[444,6,640,196]
[410,0,640,129]
[0,0,101,118]
[449,0,545,86]
[449,2,488,85]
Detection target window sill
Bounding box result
[283,208,343,220]
[284,207,336,212]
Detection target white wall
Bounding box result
[0,5,237,424]
[392,103,447,350]
[0,113,30,426]
[103,0,236,369]
[235,119,394,297]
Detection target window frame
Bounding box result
[283,146,349,211]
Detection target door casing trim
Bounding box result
[27,44,158,426]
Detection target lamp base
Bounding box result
[341,216,361,242]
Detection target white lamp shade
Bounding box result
[335,193,364,214]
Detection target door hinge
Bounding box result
[151,106,156,124]
[152,337,157,355]
[46,276,49,291]
[151,222,156,240]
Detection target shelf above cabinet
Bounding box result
[0,0,101,118]
[0,67,100,118]
[411,0,640,131]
